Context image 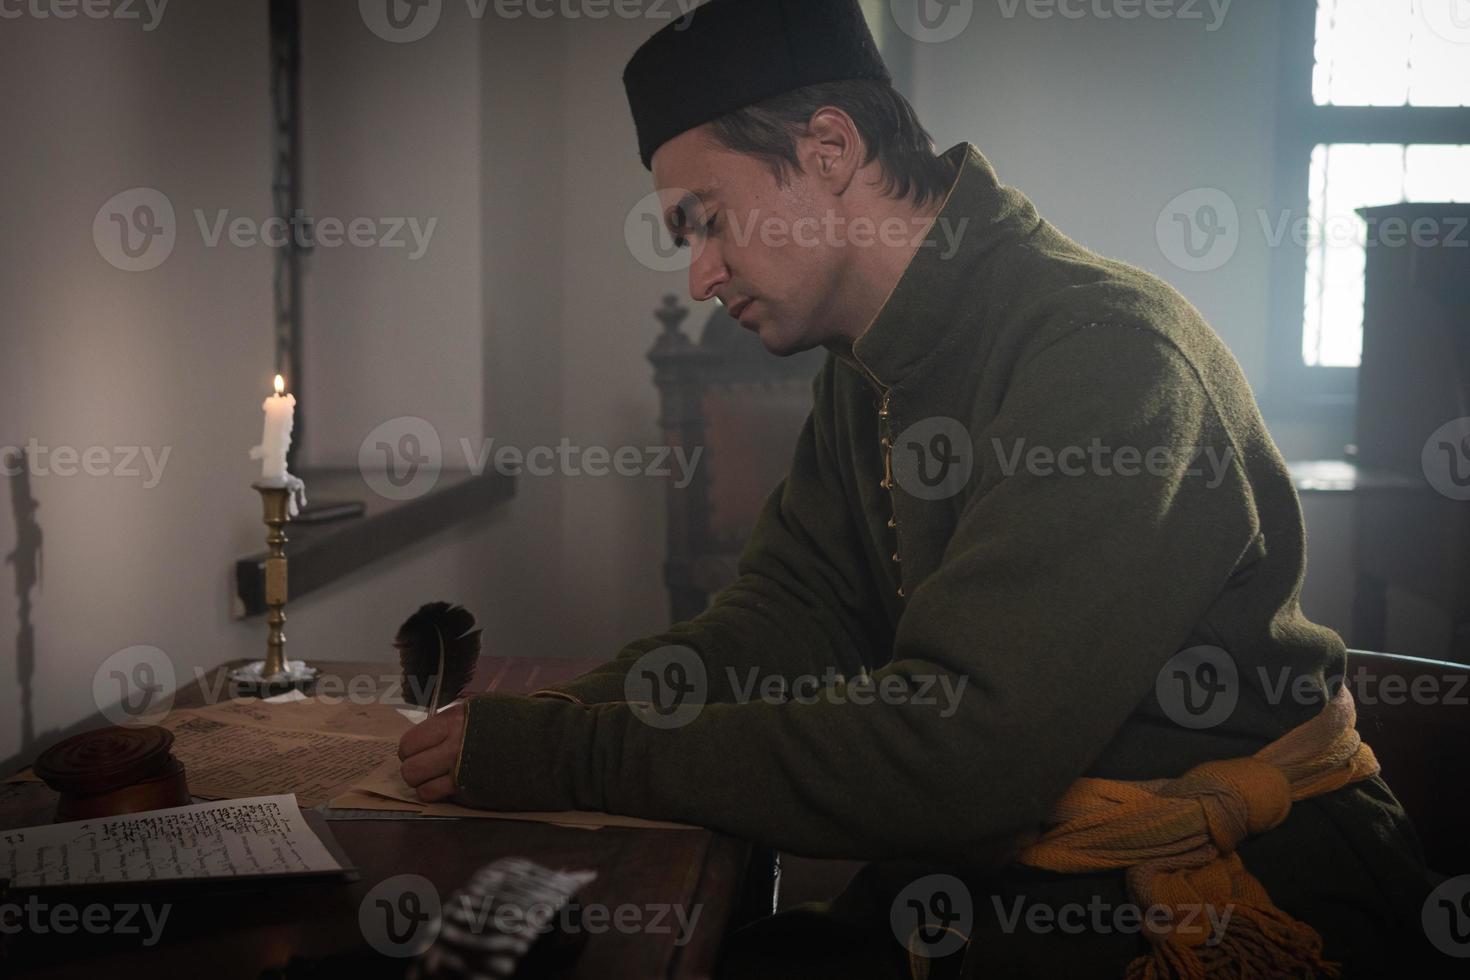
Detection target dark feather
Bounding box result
[394,601,481,711]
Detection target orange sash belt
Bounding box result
[1010,684,1378,979]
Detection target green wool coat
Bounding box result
[453,143,1441,977]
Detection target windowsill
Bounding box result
[1287,459,1426,494]
[232,466,515,618]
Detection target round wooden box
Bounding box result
[33,726,190,821]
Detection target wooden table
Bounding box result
[0,660,753,979]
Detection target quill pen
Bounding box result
[394,601,482,714]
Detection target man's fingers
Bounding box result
[398,716,446,761]
[397,701,465,760]
[398,700,468,803]
[400,738,458,789]
[413,775,456,803]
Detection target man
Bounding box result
[399,1,1441,975]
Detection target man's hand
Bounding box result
[397,700,467,803]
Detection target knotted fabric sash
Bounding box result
[906,686,1379,980]
[1016,685,1378,978]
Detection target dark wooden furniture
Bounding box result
[1351,203,1470,659]
[0,660,752,979]
[648,296,824,621]
[1347,649,1470,874]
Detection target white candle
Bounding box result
[250,374,296,484]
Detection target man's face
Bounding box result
[651,127,848,355]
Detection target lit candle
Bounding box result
[250,374,296,484]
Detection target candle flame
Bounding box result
[273,374,286,395]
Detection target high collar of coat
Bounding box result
[828,142,1042,390]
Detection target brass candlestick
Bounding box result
[230,481,318,696]
[255,482,291,677]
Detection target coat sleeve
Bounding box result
[454,324,1259,864]
[528,358,891,707]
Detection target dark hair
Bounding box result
[705,78,952,207]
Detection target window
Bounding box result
[1271,2,1470,400]
[1313,0,1470,108]
[1303,142,1470,366]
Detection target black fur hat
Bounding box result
[623,0,892,170]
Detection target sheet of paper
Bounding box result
[158,710,399,808]
[0,794,343,888]
[342,759,699,831]
[196,695,415,740]
[2,698,409,788]
[395,698,469,726]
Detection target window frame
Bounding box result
[1266,1,1470,417]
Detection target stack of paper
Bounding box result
[1,794,349,889]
